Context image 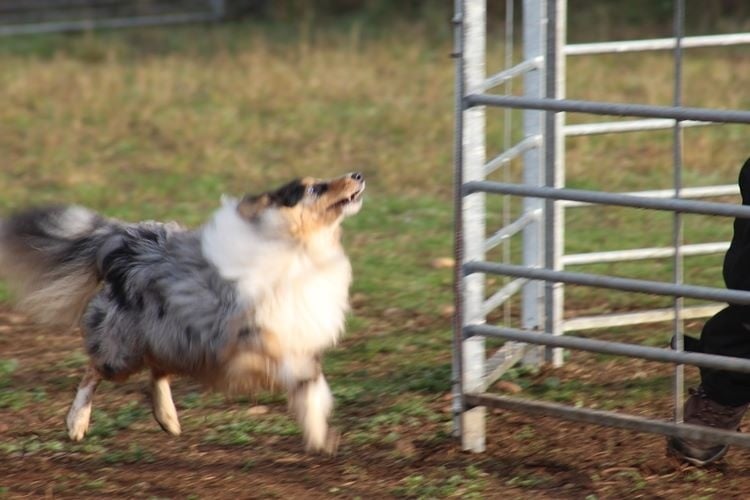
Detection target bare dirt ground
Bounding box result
[2,307,750,499]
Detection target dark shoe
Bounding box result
[667,386,748,466]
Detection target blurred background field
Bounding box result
[1,1,750,497]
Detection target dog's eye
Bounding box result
[308,183,328,196]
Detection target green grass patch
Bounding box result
[203,413,300,446]
[393,466,487,499]
[88,401,149,439]
[102,444,156,465]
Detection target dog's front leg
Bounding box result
[289,373,338,454]
[151,371,181,436]
[280,356,338,454]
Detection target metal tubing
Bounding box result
[671,0,686,424]
[465,94,750,124]
[459,0,488,453]
[500,0,515,331]
[563,304,723,332]
[561,184,738,208]
[520,0,545,367]
[485,135,541,176]
[564,118,710,137]
[450,0,466,445]
[562,242,729,266]
[485,210,540,251]
[482,278,527,317]
[482,56,543,92]
[565,32,750,56]
[464,392,750,447]
[464,324,750,374]
[463,261,750,305]
[463,181,750,218]
[482,342,527,390]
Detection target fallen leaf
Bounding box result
[430,257,455,269]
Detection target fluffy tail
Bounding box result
[0,205,120,328]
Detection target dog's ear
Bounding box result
[237,194,270,221]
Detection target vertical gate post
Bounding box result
[458,0,487,453]
[521,0,546,365]
[544,0,567,367]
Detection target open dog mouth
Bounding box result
[328,185,365,211]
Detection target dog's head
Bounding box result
[237,173,365,242]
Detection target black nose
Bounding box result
[351,172,364,182]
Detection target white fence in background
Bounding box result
[0,0,225,36]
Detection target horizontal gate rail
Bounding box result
[563,304,723,331]
[565,32,750,56]
[463,261,750,305]
[465,94,750,124]
[464,181,750,218]
[562,242,729,265]
[464,392,750,446]
[464,324,750,374]
[561,184,738,208]
[564,118,709,136]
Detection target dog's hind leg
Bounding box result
[289,373,338,454]
[66,364,101,441]
[151,371,181,436]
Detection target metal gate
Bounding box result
[0,0,225,36]
[453,0,750,452]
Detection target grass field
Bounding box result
[1,16,750,498]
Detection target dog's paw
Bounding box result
[66,407,91,441]
[306,428,340,456]
[153,409,182,436]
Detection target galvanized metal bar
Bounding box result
[485,210,541,251]
[464,181,750,218]
[464,324,750,374]
[671,0,686,424]
[463,261,750,305]
[0,11,220,36]
[565,32,750,56]
[459,0,488,453]
[564,118,710,137]
[481,278,528,317]
[482,342,528,390]
[450,0,466,445]
[482,56,543,92]
[562,242,729,266]
[501,0,515,332]
[544,0,566,367]
[563,304,723,332]
[561,184,738,208]
[485,136,542,176]
[520,0,546,368]
[464,94,750,124]
[464,392,750,447]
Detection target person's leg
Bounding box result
[669,158,750,465]
[668,307,750,466]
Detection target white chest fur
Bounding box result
[201,201,352,354]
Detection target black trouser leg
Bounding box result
[699,306,750,407]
